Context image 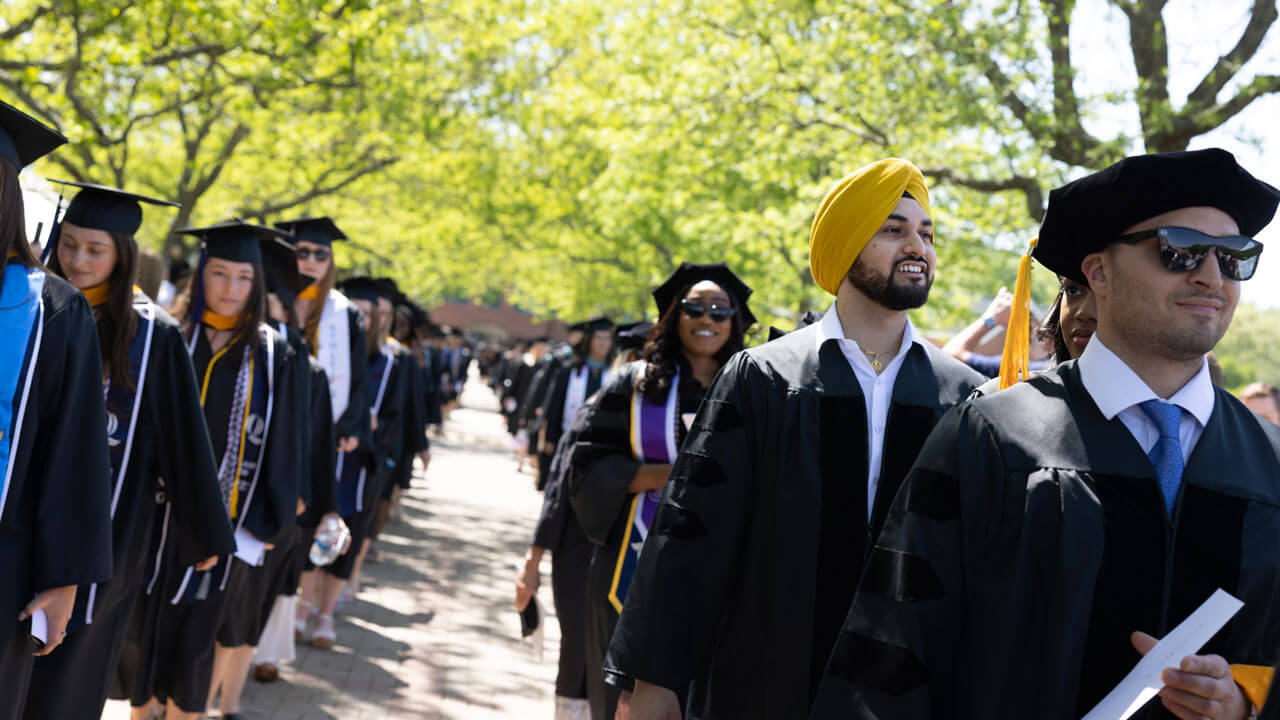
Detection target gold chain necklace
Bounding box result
[862,349,884,373]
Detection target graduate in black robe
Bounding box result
[25,182,235,720]
[566,263,756,720]
[811,149,1280,720]
[607,164,984,720]
[278,216,373,650]
[335,276,410,596]
[132,222,301,720]
[0,100,114,720]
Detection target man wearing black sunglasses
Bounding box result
[812,148,1280,720]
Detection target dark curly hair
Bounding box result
[637,282,746,402]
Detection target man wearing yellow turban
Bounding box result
[606,160,984,720]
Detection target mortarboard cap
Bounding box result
[653,262,757,327]
[615,320,654,351]
[178,221,291,267]
[260,235,305,304]
[275,217,346,247]
[52,180,179,236]
[0,100,66,170]
[336,276,385,304]
[1035,148,1280,284]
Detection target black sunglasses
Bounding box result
[295,247,331,262]
[679,299,735,322]
[1117,226,1262,281]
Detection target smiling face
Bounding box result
[846,196,936,310]
[1085,206,1241,361]
[56,221,118,290]
[203,257,257,317]
[677,280,734,359]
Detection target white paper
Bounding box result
[1081,588,1243,720]
[29,608,47,645]
[233,527,266,567]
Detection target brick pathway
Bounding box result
[104,378,559,719]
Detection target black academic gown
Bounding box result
[534,400,598,701]
[567,361,707,720]
[127,324,298,711]
[363,343,410,515]
[602,326,983,719]
[389,340,427,493]
[25,296,234,720]
[0,269,113,720]
[333,305,374,450]
[810,361,1280,720]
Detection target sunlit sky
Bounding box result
[17,2,1280,307]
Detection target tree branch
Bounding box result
[921,167,1046,222]
[235,153,398,218]
[1185,0,1277,109]
[0,4,51,40]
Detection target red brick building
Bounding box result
[430,298,567,342]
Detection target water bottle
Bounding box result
[309,515,351,567]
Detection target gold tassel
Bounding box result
[997,238,1038,391]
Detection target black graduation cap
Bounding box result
[178,221,291,266]
[336,276,388,304]
[1035,148,1280,284]
[615,320,654,351]
[579,316,613,334]
[275,217,346,246]
[0,99,66,170]
[259,235,305,304]
[767,309,823,342]
[51,180,179,235]
[653,262,757,327]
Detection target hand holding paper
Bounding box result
[1082,589,1246,720]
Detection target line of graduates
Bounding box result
[520,150,1280,720]
[0,99,436,720]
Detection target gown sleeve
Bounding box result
[306,366,338,522]
[533,398,595,551]
[290,335,314,511]
[335,307,372,447]
[603,353,758,692]
[31,288,114,590]
[809,402,1005,718]
[150,323,236,567]
[541,366,571,451]
[243,334,303,544]
[565,368,642,546]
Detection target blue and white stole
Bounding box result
[607,370,680,613]
[0,264,46,526]
[173,325,276,603]
[73,300,157,628]
[336,344,395,517]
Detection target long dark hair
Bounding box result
[571,327,613,370]
[48,228,140,390]
[1038,287,1070,363]
[172,258,267,353]
[637,282,745,403]
[0,161,42,277]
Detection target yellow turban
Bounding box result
[808,158,931,295]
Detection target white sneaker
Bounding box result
[311,614,335,650]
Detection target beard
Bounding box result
[847,255,933,311]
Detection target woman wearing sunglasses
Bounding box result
[273,216,372,651]
[564,262,753,720]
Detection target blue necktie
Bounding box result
[1138,399,1184,516]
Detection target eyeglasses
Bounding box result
[1117,226,1263,281]
[295,248,331,262]
[679,299,735,322]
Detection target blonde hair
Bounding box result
[301,259,337,350]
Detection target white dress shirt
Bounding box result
[816,302,926,521]
[1077,336,1215,463]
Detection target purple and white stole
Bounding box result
[607,370,679,612]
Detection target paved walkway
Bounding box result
[104,378,560,719]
